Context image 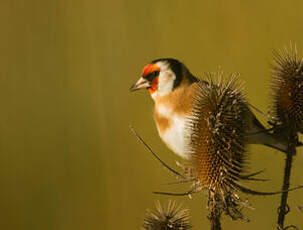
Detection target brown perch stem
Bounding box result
[277,130,297,229]
[209,208,222,230]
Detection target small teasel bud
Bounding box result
[186,71,251,220]
[271,45,303,132]
[142,200,191,230]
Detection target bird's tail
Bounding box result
[250,131,288,153]
[246,113,288,153]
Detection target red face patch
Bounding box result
[147,76,159,94]
[142,63,160,77]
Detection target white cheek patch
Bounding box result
[158,70,176,96]
[156,62,176,96]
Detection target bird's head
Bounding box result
[130,58,189,99]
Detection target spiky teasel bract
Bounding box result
[142,200,191,230]
[186,71,251,220]
[271,45,303,133]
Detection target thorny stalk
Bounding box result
[209,206,222,230]
[277,130,298,229]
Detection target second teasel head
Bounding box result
[185,72,251,219]
[142,200,191,230]
[271,46,303,133]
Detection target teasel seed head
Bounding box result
[142,200,191,230]
[186,71,251,220]
[271,45,303,133]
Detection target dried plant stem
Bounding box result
[209,210,222,230]
[277,131,297,229]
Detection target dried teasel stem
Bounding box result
[129,125,185,179]
[207,191,223,230]
[209,207,222,230]
[271,45,303,229]
[142,200,192,230]
[277,130,297,229]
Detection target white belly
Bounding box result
[158,114,189,159]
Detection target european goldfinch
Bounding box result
[130,58,287,159]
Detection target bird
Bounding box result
[130,58,287,159]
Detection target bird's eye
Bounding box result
[145,71,160,81]
[153,71,159,77]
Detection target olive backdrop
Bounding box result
[1,1,303,229]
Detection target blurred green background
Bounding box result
[1,0,303,229]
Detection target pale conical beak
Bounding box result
[129,77,150,92]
